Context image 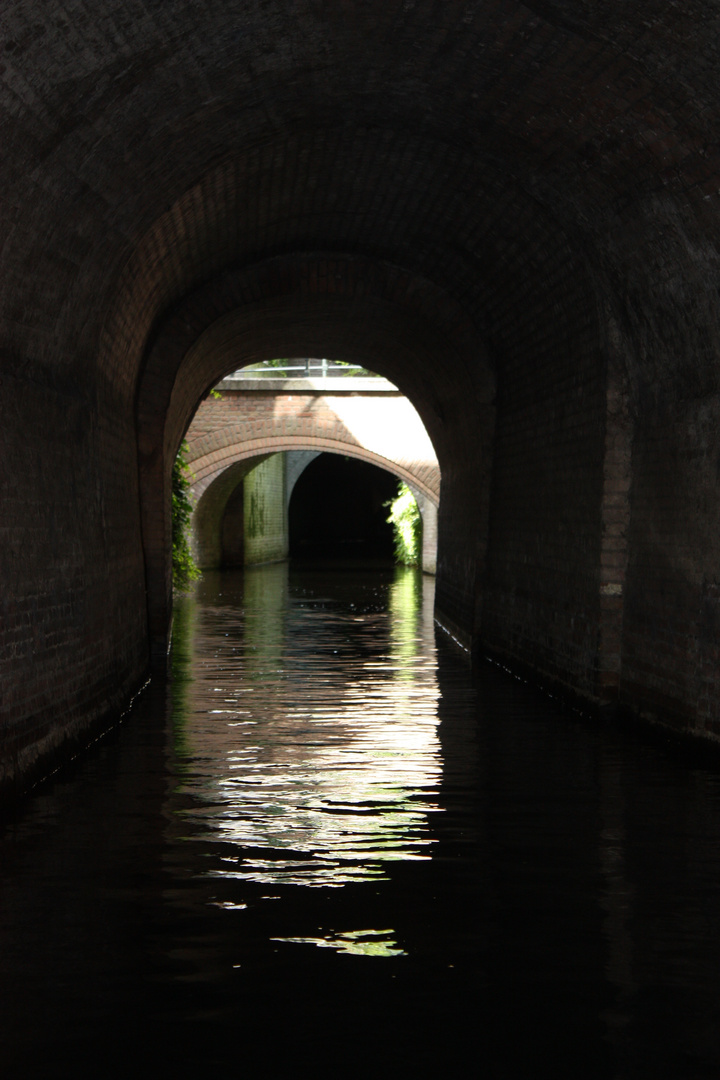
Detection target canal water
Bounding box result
[1,564,720,1078]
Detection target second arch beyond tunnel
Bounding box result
[184,367,440,576]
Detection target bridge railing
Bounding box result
[231,359,380,379]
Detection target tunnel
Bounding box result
[2,1,720,801]
[289,453,397,563]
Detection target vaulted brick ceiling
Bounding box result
[2,1,718,403]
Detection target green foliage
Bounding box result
[334,360,381,377]
[172,441,201,590]
[386,482,422,566]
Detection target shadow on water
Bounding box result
[1,564,720,1077]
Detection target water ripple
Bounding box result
[171,566,442,886]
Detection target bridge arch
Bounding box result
[190,439,439,574]
[191,436,438,505]
[185,383,441,505]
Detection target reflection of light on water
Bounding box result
[175,569,442,888]
[272,929,406,957]
[215,858,386,888]
[202,683,442,885]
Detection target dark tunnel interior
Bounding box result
[289,454,398,563]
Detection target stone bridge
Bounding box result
[184,373,440,573]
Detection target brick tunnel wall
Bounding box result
[1,370,149,797]
[614,217,720,737]
[480,273,607,699]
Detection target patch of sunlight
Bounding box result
[271,928,406,957]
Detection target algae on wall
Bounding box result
[172,440,201,590]
[243,453,288,564]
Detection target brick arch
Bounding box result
[193,436,437,503]
[138,252,497,471]
[107,128,598,402]
[135,234,628,711]
[137,252,499,664]
[192,444,433,573]
[187,420,440,506]
[121,129,601,624]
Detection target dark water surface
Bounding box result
[2,565,720,1078]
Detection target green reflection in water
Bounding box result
[241,563,288,681]
[389,565,424,673]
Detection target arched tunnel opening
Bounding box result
[288,452,398,564]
